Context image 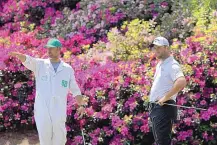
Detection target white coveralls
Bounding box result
[22,55,81,145]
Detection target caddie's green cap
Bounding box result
[45,38,62,48]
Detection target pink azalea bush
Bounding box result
[64,56,156,144]
[0,0,64,32]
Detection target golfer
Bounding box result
[9,38,87,145]
[149,37,187,145]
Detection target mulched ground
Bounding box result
[0,130,39,145]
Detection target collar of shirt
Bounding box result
[159,56,174,66]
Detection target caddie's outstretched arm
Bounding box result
[9,52,26,62]
[9,52,38,74]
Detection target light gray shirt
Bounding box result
[149,56,184,102]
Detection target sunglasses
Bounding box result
[149,44,164,51]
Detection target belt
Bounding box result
[148,99,175,111]
[148,101,157,111]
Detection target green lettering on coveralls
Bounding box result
[62,80,68,87]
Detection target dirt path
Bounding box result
[0,130,39,145]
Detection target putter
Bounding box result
[157,102,207,111]
[81,128,86,145]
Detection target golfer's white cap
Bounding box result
[152,36,169,46]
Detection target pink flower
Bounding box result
[112,115,123,129]
[177,130,193,141]
[133,125,139,131]
[32,117,35,124]
[79,119,86,128]
[150,4,155,9]
[120,126,129,136]
[177,96,187,105]
[27,95,35,101]
[76,3,80,9]
[90,4,99,12]
[187,55,199,64]
[102,104,113,113]
[125,97,138,111]
[89,128,101,145]
[0,94,4,102]
[86,106,95,116]
[21,120,27,124]
[201,107,217,121]
[110,98,117,106]
[187,109,195,115]
[21,105,28,111]
[103,127,113,136]
[73,136,83,144]
[200,111,210,121]
[108,90,116,98]
[140,124,149,133]
[202,131,208,140]
[109,135,123,145]
[14,113,21,120]
[66,125,71,132]
[160,2,168,8]
[0,106,4,112]
[4,115,9,121]
[94,112,104,119]
[4,122,11,127]
[14,82,22,88]
[200,100,207,105]
[152,11,158,18]
[192,140,200,145]
[27,81,34,86]
[192,93,201,100]
[183,117,191,126]
[208,135,214,141]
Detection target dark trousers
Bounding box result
[149,100,177,145]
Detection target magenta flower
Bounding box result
[120,126,129,136]
[177,130,193,141]
[0,94,5,102]
[0,106,4,112]
[66,125,71,132]
[183,117,192,126]
[102,104,113,113]
[200,111,210,121]
[125,97,138,111]
[14,113,21,120]
[202,131,208,141]
[160,2,168,8]
[103,127,114,136]
[86,106,95,116]
[109,135,123,145]
[14,82,22,89]
[140,123,149,133]
[27,95,35,101]
[150,4,155,9]
[21,105,28,112]
[21,120,27,124]
[73,136,83,144]
[200,100,207,105]
[112,115,123,129]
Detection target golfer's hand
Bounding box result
[157,96,168,106]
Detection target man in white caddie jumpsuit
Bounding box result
[9,38,87,145]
